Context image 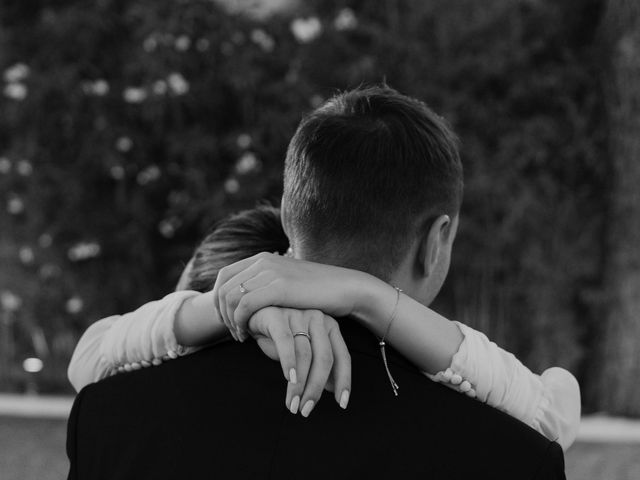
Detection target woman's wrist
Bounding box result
[174,291,228,346]
[348,272,398,337]
[350,275,463,374]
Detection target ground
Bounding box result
[1,416,639,479]
[0,417,68,480]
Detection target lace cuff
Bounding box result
[100,290,200,373]
[424,322,475,397]
[424,322,580,450]
[530,367,581,450]
[425,322,542,427]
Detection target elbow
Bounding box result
[541,367,581,451]
[67,320,113,393]
[67,351,86,393]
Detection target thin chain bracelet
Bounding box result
[379,286,402,396]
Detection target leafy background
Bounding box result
[0,0,609,410]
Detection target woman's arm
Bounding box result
[353,277,463,374]
[359,283,580,450]
[68,288,352,416]
[427,322,581,451]
[213,253,581,450]
[213,252,463,373]
[353,278,580,450]
[67,290,225,392]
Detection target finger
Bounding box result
[299,311,333,418]
[219,261,276,340]
[286,336,313,414]
[220,294,238,341]
[214,275,235,337]
[326,318,352,409]
[229,272,275,341]
[212,266,237,331]
[225,288,238,340]
[211,252,273,327]
[218,269,262,339]
[229,327,238,342]
[247,309,267,338]
[234,281,289,337]
[286,335,312,414]
[250,310,282,360]
[217,275,242,337]
[286,313,312,415]
[265,311,297,383]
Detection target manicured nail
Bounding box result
[289,368,297,384]
[290,396,300,414]
[339,390,350,409]
[301,400,315,418]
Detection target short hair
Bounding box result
[282,85,463,280]
[185,205,289,292]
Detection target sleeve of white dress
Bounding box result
[425,321,581,451]
[67,290,201,392]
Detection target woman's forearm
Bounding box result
[351,277,463,374]
[350,276,580,450]
[68,290,225,392]
[173,291,229,346]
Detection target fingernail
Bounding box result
[289,368,297,384]
[339,390,350,409]
[290,396,300,414]
[301,400,315,418]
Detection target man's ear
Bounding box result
[280,200,292,240]
[279,205,296,257]
[416,215,451,277]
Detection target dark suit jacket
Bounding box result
[67,321,565,479]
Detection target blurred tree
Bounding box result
[590,0,640,415]
[0,0,615,406]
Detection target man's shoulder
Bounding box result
[72,332,564,480]
[69,341,289,479]
[80,338,273,400]
[322,322,565,478]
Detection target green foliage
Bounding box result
[0,0,606,396]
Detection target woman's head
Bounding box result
[176,205,289,292]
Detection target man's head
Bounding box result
[282,85,463,305]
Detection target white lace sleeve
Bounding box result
[425,321,580,451]
[67,290,201,392]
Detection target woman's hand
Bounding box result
[247,306,351,416]
[212,252,386,341]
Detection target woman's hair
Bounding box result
[180,205,289,293]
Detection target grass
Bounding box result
[1,416,639,480]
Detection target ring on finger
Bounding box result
[239,282,248,294]
[293,331,311,341]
